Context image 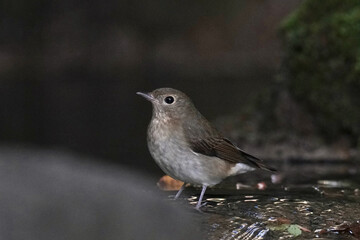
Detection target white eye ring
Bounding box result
[164,96,175,104]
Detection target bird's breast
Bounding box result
[147,118,186,161]
[147,118,190,176]
[146,118,233,186]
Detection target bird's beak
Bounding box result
[136,91,155,102]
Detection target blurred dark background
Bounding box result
[0,0,302,175]
[2,0,360,177]
[2,1,360,239]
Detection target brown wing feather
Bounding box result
[182,112,275,172]
[190,137,276,172]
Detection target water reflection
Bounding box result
[179,175,360,239]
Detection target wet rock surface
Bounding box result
[165,159,360,239]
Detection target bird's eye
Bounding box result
[164,96,175,104]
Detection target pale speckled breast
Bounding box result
[147,118,235,186]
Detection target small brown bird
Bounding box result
[137,88,275,210]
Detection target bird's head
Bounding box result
[137,88,196,120]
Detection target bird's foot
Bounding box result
[194,202,207,212]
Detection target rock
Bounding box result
[0,146,202,240]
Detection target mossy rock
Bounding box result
[280,0,360,145]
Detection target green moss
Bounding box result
[280,0,360,144]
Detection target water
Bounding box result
[168,160,360,239]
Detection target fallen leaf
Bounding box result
[267,217,291,225]
[268,223,290,231]
[157,175,184,191]
[267,218,309,237]
[298,225,311,233]
[287,224,302,237]
[350,221,360,237]
[316,221,360,238]
[268,223,302,236]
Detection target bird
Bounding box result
[137,88,276,210]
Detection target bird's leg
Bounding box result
[195,185,207,210]
[174,182,186,199]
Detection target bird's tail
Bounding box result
[240,149,277,172]
[254,161,277,172]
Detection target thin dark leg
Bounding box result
[174,183,186,199]
[195,185,207,210]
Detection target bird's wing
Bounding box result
[188,137,276,172]
[182,113,275,172]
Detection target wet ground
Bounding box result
[166,159,360,239]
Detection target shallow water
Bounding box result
[168,160,360,239]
